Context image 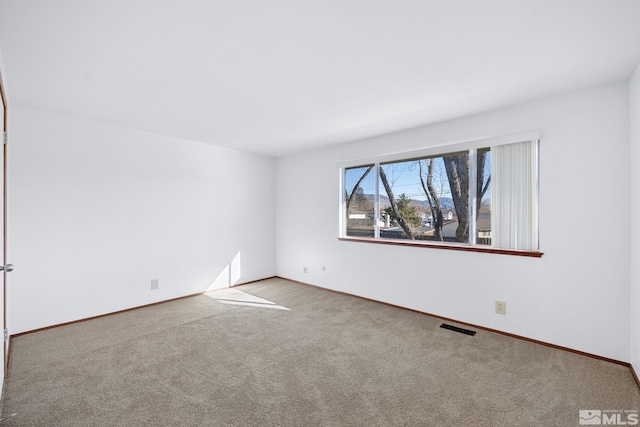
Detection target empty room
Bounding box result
[0,1,639,426]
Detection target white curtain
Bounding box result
[491,140,539,250]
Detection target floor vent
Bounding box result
[440,323,476,336]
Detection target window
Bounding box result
[340,133,540,255]
[344,165,376,238]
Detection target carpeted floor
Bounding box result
[1,277,639,426]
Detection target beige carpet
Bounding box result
[1,277,639,426]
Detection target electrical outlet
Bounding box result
[495,300,506,315]
[303,265,308,273]
[151,279,159,290]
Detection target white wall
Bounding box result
[631,64,640,373]
[276,82,631,362]
[9,106,276,334]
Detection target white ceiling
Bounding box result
[1,0,640,157]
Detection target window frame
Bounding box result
[338,131,543,258]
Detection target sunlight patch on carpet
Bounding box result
[205,288,290,311]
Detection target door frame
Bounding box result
[0,67,8,377]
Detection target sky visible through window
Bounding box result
[345,154,491,205]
